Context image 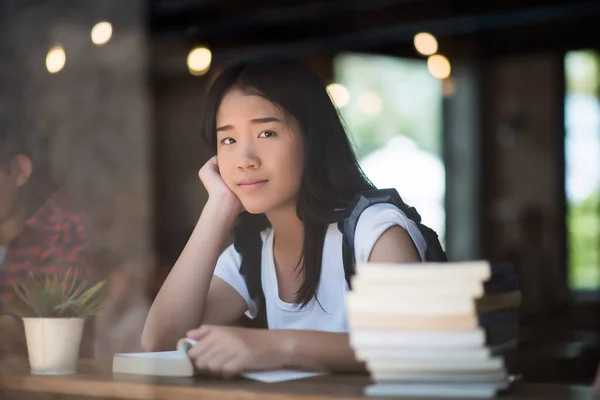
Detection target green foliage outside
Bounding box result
[333,54,442,159]
[332,53,445,240]
[568,191,600,290]
[565,50,600,291]
[565,51,600,97]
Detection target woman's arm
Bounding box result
[186,225,420,376]
[141,198,245,351]
[274,330,364,372]
[368,225,421,263]
[186,325,364,376]
[142,157,248,351]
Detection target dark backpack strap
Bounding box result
[337,188,447,288]
[235,213,269,329]
[337,189,398,288]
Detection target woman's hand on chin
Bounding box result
[199,156,243,215]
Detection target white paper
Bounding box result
[241,370,326,383]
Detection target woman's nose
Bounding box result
[237,142,261,170]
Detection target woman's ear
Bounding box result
[11,154,33,188]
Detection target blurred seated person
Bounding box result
[0,104,91,353]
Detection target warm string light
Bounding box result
[91,22,113,45]
[427,55,451,79]
[47,21,114,74]
[414,32,452,80]
[187,47,212,75]
[46,46,66,73]
[414,32,438,56]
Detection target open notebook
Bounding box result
[112,338,325,383]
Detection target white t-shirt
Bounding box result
[213,203,427,332]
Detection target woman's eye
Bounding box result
[220,137,236,145]
[259,130,276,138]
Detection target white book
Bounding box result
[350,329,485,349]
[345,292,476,316]
[371,369,508,383]
[365,381,509,398]
[351,278,484,297]
[366,357,504,372]
[347,313,479,331]
[355,261,491,282]
[113,346,194,377]
[355,347,491,361]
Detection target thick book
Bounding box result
[355,347,491,362]
[112,338,325,382]
[476,291,522,313]
[350,278,485,297]
[483,274,519,294]
[348,310,519,331]
[345,293,476,316]
[351,270,518,297]
[366,357,504,372]
[355,261,492,282]
[478,308,519,327]
[365,381,509,398]
[370,369,508,383]
[349,329,485,349]
[348,313,479,331]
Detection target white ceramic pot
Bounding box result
[22,318,85,375]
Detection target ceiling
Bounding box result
[149,0,600,67]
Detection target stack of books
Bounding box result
[345,261,520,398]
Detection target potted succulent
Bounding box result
[2,270,106,375]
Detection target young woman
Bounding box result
[142,56,427,378]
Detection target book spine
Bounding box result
[475,291,522,313]
[477,308,519,326]
[483,275,520,294]
[489,262,515,276]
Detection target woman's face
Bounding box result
[216,88,304,215]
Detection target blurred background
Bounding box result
[0,0,599,386]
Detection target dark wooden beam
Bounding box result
[202,0,600,64]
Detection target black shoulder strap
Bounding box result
[235,213,269,329]
[337,188,447,288]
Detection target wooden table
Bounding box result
[0,359,594,400]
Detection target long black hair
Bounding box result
[201,56,374,310]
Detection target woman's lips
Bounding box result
[238,180,268,192]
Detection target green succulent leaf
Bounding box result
[1,270,107,319]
